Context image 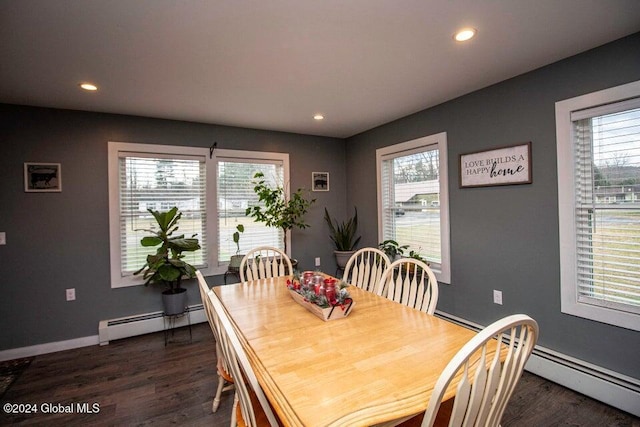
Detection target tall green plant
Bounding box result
[134,207,201,293]
[324,207,361,251]
[245,172,315,254]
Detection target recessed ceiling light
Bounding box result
[454,28,476,42]
[79,82,98,91]
[313,114,324,121]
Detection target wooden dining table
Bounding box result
[213,275,479,427]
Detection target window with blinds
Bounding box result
[557,80,640,331]
[216,158,285,264]
[118,153,208,275]
[572,101,640,315]
[377,133,450,283]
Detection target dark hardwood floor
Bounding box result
[1,323,637,426]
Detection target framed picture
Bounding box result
[24,163,62,192]
[459,142,532,188]
[312,172,329,192]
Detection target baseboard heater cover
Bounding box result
[434,310,640,417]
[98,304,206,345]
[0,335,99,362]
[0,305,208,361]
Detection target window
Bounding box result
[109,143,290,287]
[213,149,289,265]
[556,80,640,331]
[376,132,451,283]
[108,142,213,287]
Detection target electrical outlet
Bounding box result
[66,288,76,301]
[493,290,503,305]
[0,232,6,245]
[315,257,321,267]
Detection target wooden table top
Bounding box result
[214,276,478,427]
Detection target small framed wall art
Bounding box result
[24,162,62,192]
[459,142,532,188]
[312,172,329,192]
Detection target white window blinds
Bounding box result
[118,153,207,276]
[572,100,640,314]
[216,159,284,264]
[380,145,442,266]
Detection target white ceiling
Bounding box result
[1,1,639,138]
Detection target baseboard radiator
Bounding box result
[434,310,640,417]
[0,305,207,361]
[98,304,206,345]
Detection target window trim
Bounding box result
[108,141,215,288]
[556,80,640,331]
[109,143,292,287]
[376,132,451,284]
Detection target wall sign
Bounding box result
[459,142,532,188]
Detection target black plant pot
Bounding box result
[162,288,187,315]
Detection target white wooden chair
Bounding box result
[239,246,293,282]
[376,258,439,314]
[208,289,280,427]
[196,271,235,417]
[342,247,390,293]
[421,314,538,427]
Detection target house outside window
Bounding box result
[376,132,451,283]
[556,80,640,331]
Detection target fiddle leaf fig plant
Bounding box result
[134,207,201,293]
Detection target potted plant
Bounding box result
[324,207,361,269]
[407,249,429,264]
[229,223,245,269]
[403,248,431,276]
[378,239,409,261]
[245,172,316,259]
[134,207,201,315]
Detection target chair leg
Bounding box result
[213,373,225,412]
[230,393,239,427]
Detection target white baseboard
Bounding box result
[0,335,99,362]
[0,305,206,361]
[434,310,640,417]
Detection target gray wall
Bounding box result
[0,106,345,350]
[345,33,640,378]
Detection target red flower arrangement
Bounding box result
[286,275,352,309]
